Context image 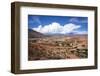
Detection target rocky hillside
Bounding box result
[28,29,46,38]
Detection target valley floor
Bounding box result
[28,35,88,60]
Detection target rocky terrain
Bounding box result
[28,33,88,60]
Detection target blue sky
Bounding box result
[28,15,88,34]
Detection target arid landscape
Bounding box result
[28,15,88,61]
[28,29,88,60]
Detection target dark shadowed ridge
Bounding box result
[28,29,46,38]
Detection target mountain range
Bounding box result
[28,29,87,38]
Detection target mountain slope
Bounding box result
[28,29,46,38]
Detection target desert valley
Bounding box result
[28,29,88,60]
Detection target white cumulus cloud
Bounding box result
[33,22,86,34]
